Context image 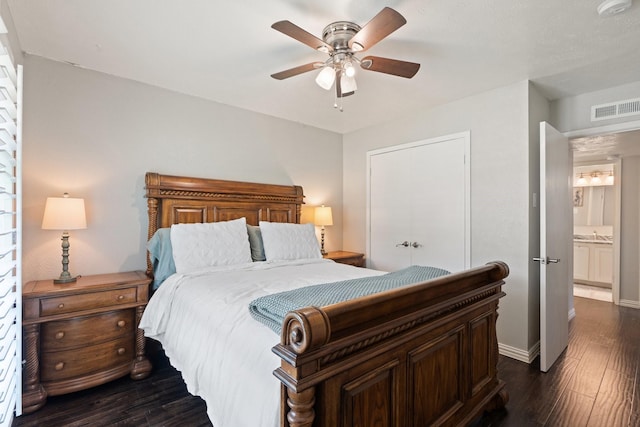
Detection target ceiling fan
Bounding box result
[270,7,420,103]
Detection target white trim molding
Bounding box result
[498,341,540,364]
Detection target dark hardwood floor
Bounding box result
[480,296,640,427]
[13,347,213,427]
[13,297,640,426]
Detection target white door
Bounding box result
[368,133,470,273]
[369,147,413,271]
[409,140,467,272]
[538,122,572,372]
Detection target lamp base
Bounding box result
[54,275,77,284]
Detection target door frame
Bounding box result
[565,118,640,307]
[572,158,621,306]
[365,131,471,269]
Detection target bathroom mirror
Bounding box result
[574,185,614,226]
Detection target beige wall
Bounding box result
[342,81,537,355]
[21,55,344,283]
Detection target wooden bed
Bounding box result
[145,171,509,427]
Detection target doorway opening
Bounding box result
[568,122,640,307]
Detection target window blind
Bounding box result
[0,35,20,426]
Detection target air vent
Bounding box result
[591,98,640,121]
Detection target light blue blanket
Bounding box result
[248,265,450,334]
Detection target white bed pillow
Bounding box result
[259,221,322,261]
[170,218,252,273]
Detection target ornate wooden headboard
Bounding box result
[144,172,304,275]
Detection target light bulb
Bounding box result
[344,62,355,77]
[606,171,614,185]
[576,173,587,186]
[315,67,335,90]
[590,173,601,185]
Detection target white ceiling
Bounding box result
[572,128,640,161]
[6,0,640,134]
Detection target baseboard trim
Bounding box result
[568,307,576,321]
[498,341,539,364]
[619,299,640,309]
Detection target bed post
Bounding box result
[145,196,158,277]
[144,172,162,278]
[285,387,315,427]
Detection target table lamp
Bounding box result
[42,193,87,284]
[314,205,333,255]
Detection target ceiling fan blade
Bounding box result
[348,7,406,52]
[360,56,420,78]
[272,20,333,53]
[271,62,323,80]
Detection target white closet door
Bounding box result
[367,133,470,273]
[369,147,412,271]
[409,137,467,273]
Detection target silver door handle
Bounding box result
[411,242,422,248]
[533,257,560,264]
[396,241,409,247]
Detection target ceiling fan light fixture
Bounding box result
[344,61,356,77]
[341,74,357,93]
[315,66,336,90]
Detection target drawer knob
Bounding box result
[55,331,65,340]
[55,362,65,371]
[117,320,126,328]
[117,347,126,355]
[58,303,65,309]
[117,295,125,301]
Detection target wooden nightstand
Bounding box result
[323,251,365,267]
[22,271,152,413]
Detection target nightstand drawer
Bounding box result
[39,287,137,317]
[42,309,135,351]
[41,337,134,382]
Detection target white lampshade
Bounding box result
[315,67,336,90]
[314,205,333,226]
[340,74,357,93]
[606,171,614,185]
[42,195,87,230]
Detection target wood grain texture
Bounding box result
[21,271,152,412]
[145,172,509,426]
[145,172,304,277]
[479,296,640,427]
[13,297,640,426]
[14,350,211,427]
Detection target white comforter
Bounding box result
[139,258,384,427]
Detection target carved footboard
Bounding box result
[273,261,509,427]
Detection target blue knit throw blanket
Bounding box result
[249,265,450,334]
